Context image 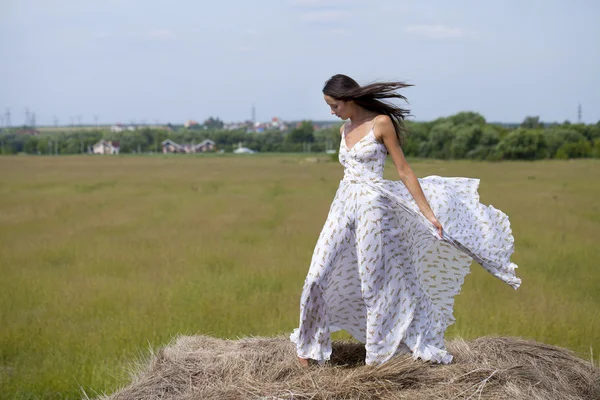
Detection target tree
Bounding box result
[450,125,482,159]
[520,116,543,129]
[203,117,224,130]
[427,121,455,159]
[545,128,588,158]
[555,140,592,159]
[497,128,547,160]
[23,136,39,154]
[404,121,429,157]
[287,120,315,144]
[448,111,486,126]
[593,138,600,158]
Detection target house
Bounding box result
[184,120,200,129]
[193,139,215,152]
[16,128,40,136]
[161,139,216,153]
[111,123,136,132]
[269,117,288,131]
[161,139,183,153]
[92,140,120,155]
[110,124,124,133]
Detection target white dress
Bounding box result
[290,121,521,365]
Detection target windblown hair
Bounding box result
[323,74,413,145]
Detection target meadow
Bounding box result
[0,155,598,399]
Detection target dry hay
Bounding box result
[97,335,600,400]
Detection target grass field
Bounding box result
[0,155,598,399]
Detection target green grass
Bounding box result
[0,155,599,399]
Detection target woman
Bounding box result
[290,74,521,367]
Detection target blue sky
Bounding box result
[1,0,599,126]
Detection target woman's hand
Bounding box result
[427,215,443,238]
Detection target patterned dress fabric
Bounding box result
[290,122,521,365]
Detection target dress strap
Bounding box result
[370,117,377,132]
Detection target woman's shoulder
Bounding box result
[371,115,395,142]
[373,114,393,126]
[372,114,394,134]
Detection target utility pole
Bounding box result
[24,108,30,126]
[578,104,582,123]
[5,108,11,128]
[94,115,99,127]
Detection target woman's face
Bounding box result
[324,95,350,120]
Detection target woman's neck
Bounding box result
[349,107,377,126]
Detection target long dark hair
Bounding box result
[323,74,412,145]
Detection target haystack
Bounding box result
[97,335,599,399]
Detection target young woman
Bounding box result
[291,74,521,367]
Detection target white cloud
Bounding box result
[145,29,175,40]
[326,28,350,37]
[299,10,351,23]
[405,24,477,39]
[93,29,176,41]
[245,29,261,37]
[294,0,364,5]
[93,32,112,40]
[236,46,255,53]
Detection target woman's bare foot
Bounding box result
[297,356,310,368]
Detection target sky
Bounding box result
[1,0,599,126]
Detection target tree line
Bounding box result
[1,112,599,160]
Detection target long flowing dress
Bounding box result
[290,122,521,365]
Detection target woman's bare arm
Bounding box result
[375,115,443,237]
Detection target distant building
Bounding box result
[243,117,289,133]
[193,139,216,152]
[233,141,256,154]
[233,147,255,154]
[161,139,216,153]
[111,123,136,132]
[269,117,288,131]
[161,139,183,153]
[92,140,120,155]
[16,128,40,136]
[184,120,200,129]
